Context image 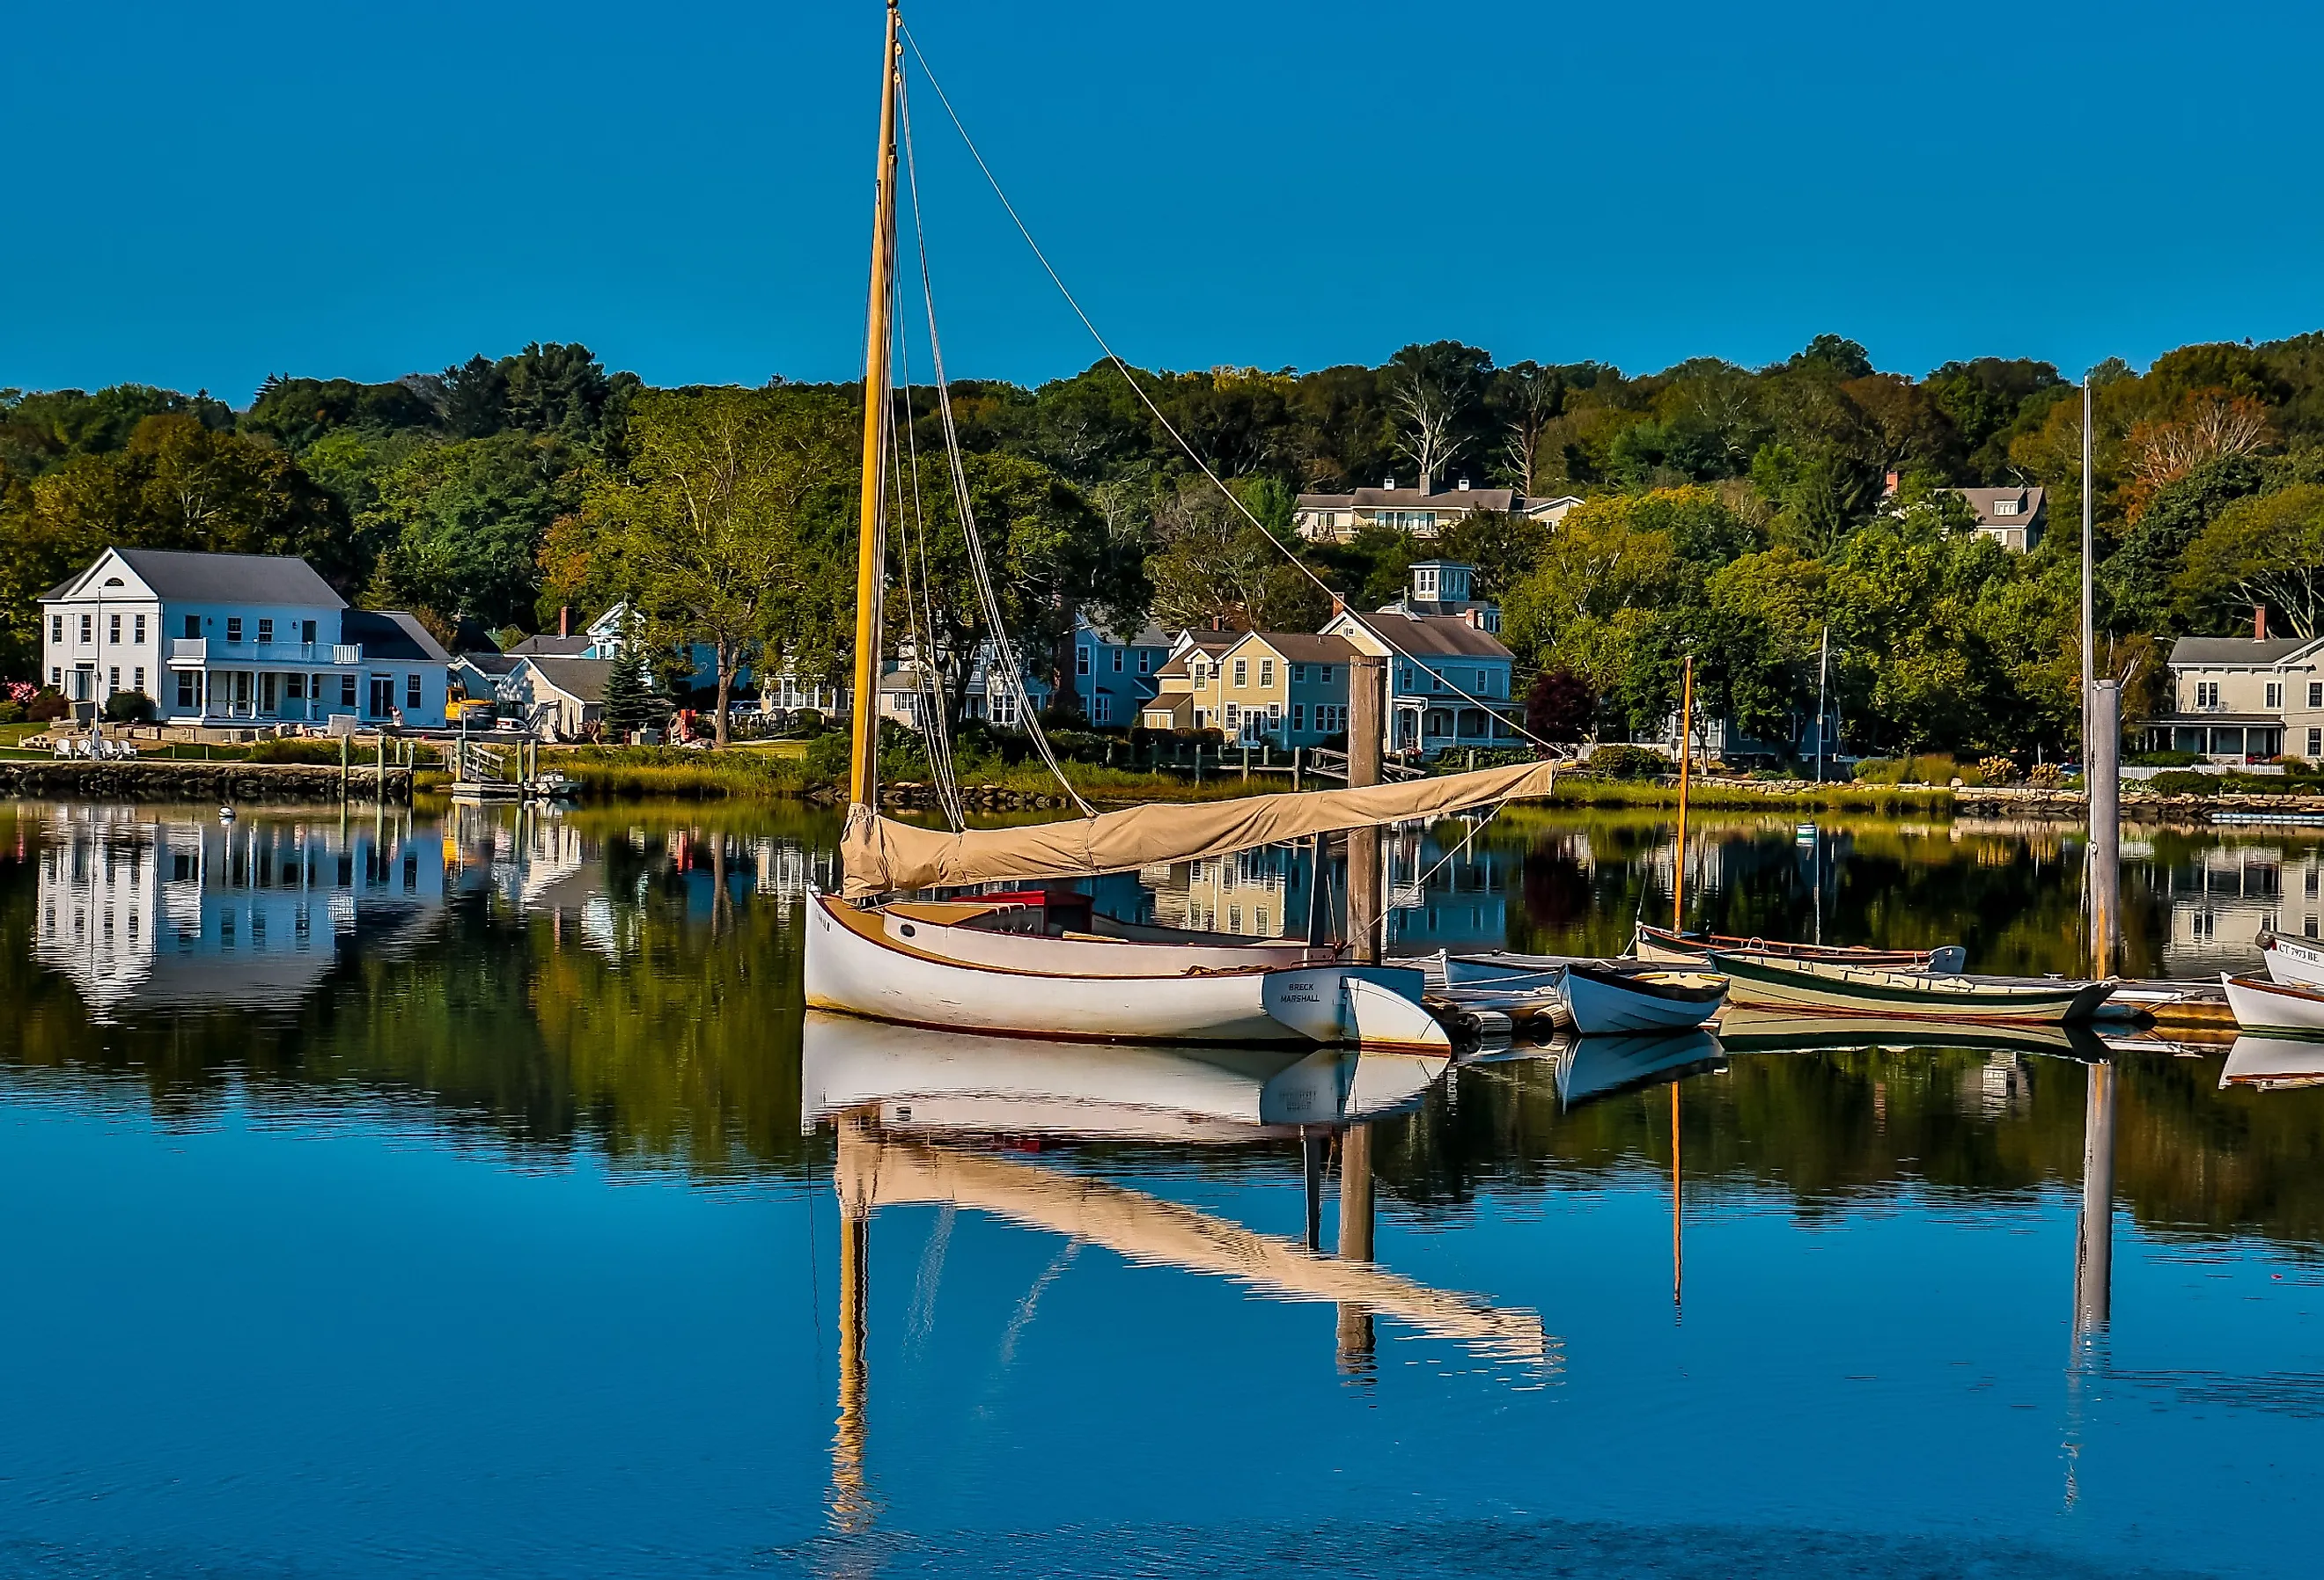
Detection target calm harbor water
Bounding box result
[4,798,2322,1577]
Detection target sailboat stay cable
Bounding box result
[890,340,967,830]
[890,276,968,829]
[1343,799,1508,952]
[897,20,1557,756]
[896,64,1096,817]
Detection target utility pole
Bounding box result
[1672,656,1695,933]
[1346,654,1386,963]
[2080,373,2094,765]
[1813,624,1830,784]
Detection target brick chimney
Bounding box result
[1417,470,1434,497]
[2257,605,2269,641]
[559,605,571,638]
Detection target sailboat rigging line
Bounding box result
[890,293,967,829]
[1344,800,1507,953]
[897,20,1555,756]
[896,66,1096,818]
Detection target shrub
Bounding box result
[2130,750,2203,768]
[805,732,850,780]
[2026,762,2066,791]
[0,702,21,725]
[788,708,827,736]
[26,687,69,724]
[103,690,157,724]
[1857,753,1977,786]
[2149,770,2224,797]
[1588,743,1673,780]
[1976,754,2016,785]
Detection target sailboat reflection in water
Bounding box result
[802,1011,1551,1531]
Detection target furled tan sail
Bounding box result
[840,760,1559,897]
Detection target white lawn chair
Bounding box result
[51,738,72,759]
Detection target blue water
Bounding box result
[2,803,2320,1576]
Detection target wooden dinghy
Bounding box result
[2221,972,2324,1037]
[1443,952,1727,1034]
[1634,922,1965,975]
[1708,951,2114,1025]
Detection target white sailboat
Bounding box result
[802,4,1554,1049]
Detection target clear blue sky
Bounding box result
[8,0,2320,405]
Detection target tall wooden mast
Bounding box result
[848,0,904,812]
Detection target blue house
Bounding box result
[39,547,449,729]
[1072,614,1172,728]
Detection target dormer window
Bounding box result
[1993,498,2019,517]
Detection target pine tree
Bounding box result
[599,652,654,739]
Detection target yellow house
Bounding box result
[1190,631,1358,746]
[1139,635,1234,731]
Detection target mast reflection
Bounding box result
[805,1013,1551,1526]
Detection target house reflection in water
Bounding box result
[1120,821,1504,951]
[2152,840,2310,973]
[31,805,446,1021]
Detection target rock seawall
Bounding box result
[0,761,410,803]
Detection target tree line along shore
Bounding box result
[8,332,2323,765]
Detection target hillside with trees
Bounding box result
[8,329,2324,755]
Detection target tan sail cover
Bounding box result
[841,760,1559,897]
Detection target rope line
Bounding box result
[890,263,967,829]
[897,19,1555,758]
[897,63,1096,817]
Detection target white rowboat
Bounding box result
[2221,971,2324,1037]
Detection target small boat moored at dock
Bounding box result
[1710,950,2114,1024]
[2222,972,2324,1037]
[1634,922,1964,975]
[2258,930,2324,991]
[1442,952,1727,1035]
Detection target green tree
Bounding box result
[559,388,852,746]
[364,434,578,632]
[2177,483,2324,638]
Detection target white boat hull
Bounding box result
[804,891,1448,1050]
[2262,934,2324,991]
[2222,972,2324,1037]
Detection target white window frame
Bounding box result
[1259,658,1274,688]
[1232,658,1248,688]
[1292,702,1305,732]
[2268,682,2284,709]
[1077,646,1092,676]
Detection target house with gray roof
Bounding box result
[1295,474,1578,544]
[2135,622,2324,763]
[38,547,448,729]
[1320,560,1519,757]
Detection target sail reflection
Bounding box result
[806,1011,1549,1537]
